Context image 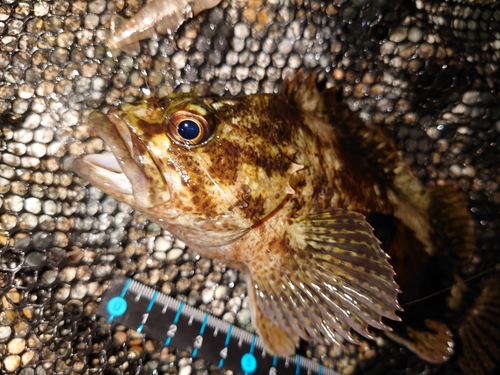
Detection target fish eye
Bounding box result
[166,110,214,146]
[178,119,201,140]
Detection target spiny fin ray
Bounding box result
[249,209,401,356]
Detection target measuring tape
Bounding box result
[98,277,340,375]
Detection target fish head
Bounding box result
[73,94,302,247]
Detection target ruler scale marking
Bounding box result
[98,276,340,375]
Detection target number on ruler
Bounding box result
[220,347,228,360]
[194,335,203,349]
[167,324,177,337]
[269,368,277,375]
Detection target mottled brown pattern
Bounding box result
[74,72,477,365]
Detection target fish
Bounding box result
[106,0,222,54]
[73,73,500,374]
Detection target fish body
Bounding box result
[73,73,499,374]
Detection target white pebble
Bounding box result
[62,110,79,126]
[2,154,21,167]
[3,355,21,372]
[24,197,42,215]
[408,27,423,43]
[27,143,47,158]
[0,326,12,341]
[201,288,215,304]
[7,338,25,354]
[84,14,100,29]
[215,285,228,300]
[13,129,33,143]
[178,365,192,375]
[33,1,50,17]
[236,309,251,326]
[166,248,184,261]
[22,113,41,129]
[21,157,40,169]
[154,236,171,252]
[88,0,107,14]
[34,127,54,143]
[234,23,250,39]
[171,52,188,70]
[153,251,167,261]
[47,141,65,156]
[42,200,58,215]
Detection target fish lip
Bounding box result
[73,109,170,208]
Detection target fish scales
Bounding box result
[73,54,500,372]
[73,70,469,361]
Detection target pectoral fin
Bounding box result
[246,209,401,356]
[247,283,298,356]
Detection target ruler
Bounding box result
[98,276,340,375]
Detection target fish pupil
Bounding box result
[178,119,200,140]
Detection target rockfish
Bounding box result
[73,73,500,375]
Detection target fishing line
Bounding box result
[402,262,500,307]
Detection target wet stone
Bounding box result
[57,32,75,48]
[0,326,12,341]
[64,15,81,32]
[84,14,99,29]
[462,90,480,104]
[12,99,29,114]
[3,355,21,372]
[390,26,408,42]
[8,337,26,355]
[50,48,70,65]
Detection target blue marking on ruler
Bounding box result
[241,335,258,375]
[137,290,158,333]
[296,355,301,375]
[273,356,278,367]
[218,324,233,369]
[192,313,209,358]
[107,278,132,322]
[165,301,184,347]
[319,364,323,375]
[250,335,256,353]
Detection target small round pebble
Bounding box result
[166,248,184,261]
[236,308,251,326]
[0,326,12,341]
[8,337,26,354]
[407,26,423,43]
[3,355,21,372]
[201,288,215,304]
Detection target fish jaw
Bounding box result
[73,110,170,209]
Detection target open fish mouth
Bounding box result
[73,110,170,208]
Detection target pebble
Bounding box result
[214,285,228,300]
[178,364,192,375]
[462,90,480,104]
[3,355,21,372]
[389,26,408,42]
[0,326,12,341]
[236,308,251,326]
[166,248,184,261]
[8,337,26,354]
[407,26,423,43]
[201,288,215,304]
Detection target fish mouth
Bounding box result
[73,110,170,208]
